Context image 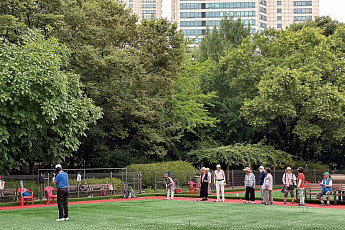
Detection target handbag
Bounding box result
[280,186,285,193]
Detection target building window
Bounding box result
[129,0,133,2]
[277,8,282,13]
[293,1,312,6]
[129,4,133,7]
[294,16,312,21]
[277,24,282,28]
[277,1,281,5]
[277,16,282,20]
[293,8,312,14]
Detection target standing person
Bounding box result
[199,167,209,201]
[214,164,226,202]
[264,168,273,205]
[206,168,212,195]
[243,167,256,204]
[258,166,266,204]
[53,164,69,221]
[282,167,296,204]
[297,167,305,206]
[317,172,332,206]
[163,173,175,200]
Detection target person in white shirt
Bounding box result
[206,168,212,195]
[214,164,226,202]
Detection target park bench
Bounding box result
[334,184,345,205]
[88,184,111,197]
[301,183,338,204]
[0,188,17,202]
[68,184,89,198]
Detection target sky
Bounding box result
[161,0,345,23]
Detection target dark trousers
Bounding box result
[57,188,69,219]
[245,186,255,201]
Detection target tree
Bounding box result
[197,16,251,63]
[188,143,293,170]
[54,0,185,164]
[241,26,345,161]
[0,30,102,174]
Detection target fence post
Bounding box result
[273,169,276,185]
[231,170,234,189]
[110,172,113,196]
[154,171,157,193]
[314,169,317,183]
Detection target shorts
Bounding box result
[283,186,294,198]
[316,191,331,199]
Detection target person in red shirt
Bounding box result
[297,167,305,206]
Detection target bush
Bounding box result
[127,161,196,188]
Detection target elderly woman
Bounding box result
[163,173,175,200]
[243,167,256,204]
[282,167,296,204]
[200,167,209,201]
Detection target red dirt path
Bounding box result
[2,196,345,211]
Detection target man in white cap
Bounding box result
[214,164,226,202]
[258,166,266,204]
[53,164,69,221]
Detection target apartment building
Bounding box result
[171,0,319,43]
[121,0,162,19]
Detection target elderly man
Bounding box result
[200,167,209,201]
[258,166,266,204]
[53,164,69,221]
[214,164,226,202]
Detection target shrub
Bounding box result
[127,161,196,188]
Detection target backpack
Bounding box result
[124,190,129,199]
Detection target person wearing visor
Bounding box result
[53,164,69,221]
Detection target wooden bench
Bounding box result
[0,188,17,202]
[334,184,345,205]
[301,183,338,204]
[68,185,89,198]
[88,184,111,197]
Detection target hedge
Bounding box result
[127,161,196,188]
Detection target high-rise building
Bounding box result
[121,0,162,20]
[171,0,319,43]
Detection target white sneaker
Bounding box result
[252,202,256,204]
[56,218,65,222]
[171,198,174,200]
[222,200,225,202]
[65,218,69,221]
[165,198,169,200]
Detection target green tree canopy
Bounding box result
[0,30,102,174]
[188,144,293,169]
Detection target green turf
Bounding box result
[1,199,345,230]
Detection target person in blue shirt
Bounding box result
[316,172,332,206]
[258,166,266,204]
[53,164,69,221]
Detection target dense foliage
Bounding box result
[0,31,102,174]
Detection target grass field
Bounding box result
[2,199,345,230]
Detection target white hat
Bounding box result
[259,166,264,170]
[55,164,62,169]
[286,167,292,171]
[201,167,206,170]
[216,164,221,168]
[243,167,251,172]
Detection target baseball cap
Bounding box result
[324,172,329,176]
[259,166,264,170]
[201,167,206,170]
[286,167,292,171]
[55,164,62,169]
[216,164,221,168]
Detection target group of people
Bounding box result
[164,165,334,207]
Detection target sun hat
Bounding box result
[163,173,169,178]
[55,164,62,169]
[243,167,251,172]
[324,172,330,176]
[259,166,264,170]
[206,168,210,171]
[286,167,292,171]
[216,164,221,168]
[201,167,206,171]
